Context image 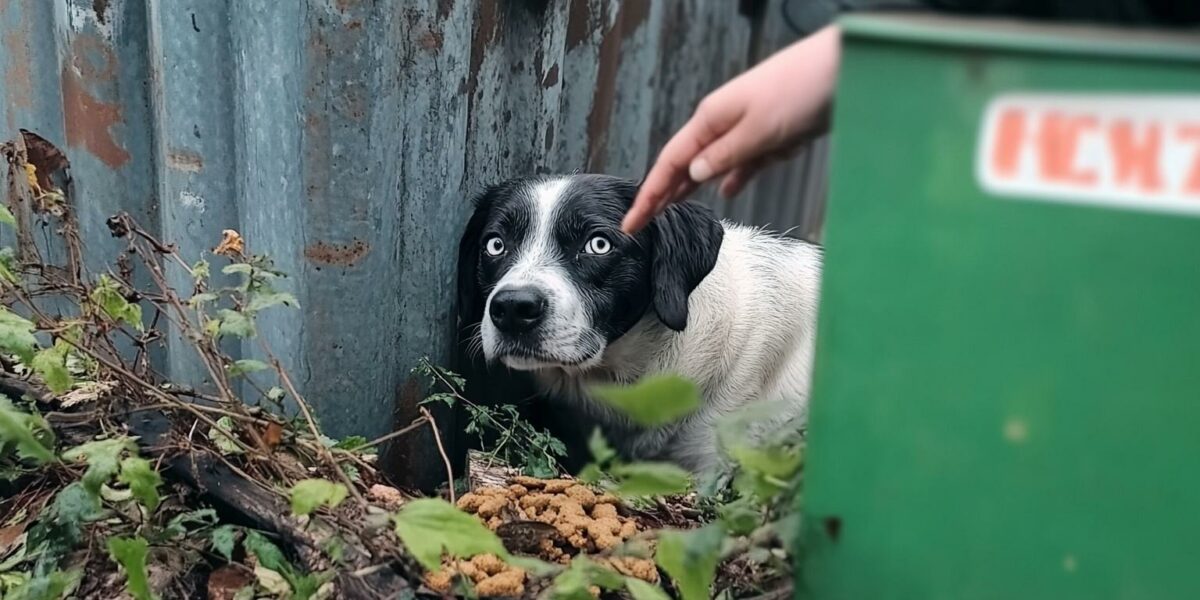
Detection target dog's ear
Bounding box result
[649,201,724,332]
[457,189,496,329]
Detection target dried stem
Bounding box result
[420,406,455,505]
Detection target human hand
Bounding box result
[622,25,841,234]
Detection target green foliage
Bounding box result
[90,275,143,331]
[207,416,244,455]
[61,437,135,495]
[106,537,153,600]
[3,569,80,600]
[30,343,72,394]
[549,556,625,600]
[0,396,54,464]
[609,462,692,497]
[289,479,348,516]
[655,525,724,600]
[415,359,567,478]
[0,307,37,365]
[624,577,672,600]
[391,498,509,571]
[0,247,19,284]
[226,359,269,378]
[210,525,238,563]
[243,530,329,600]
[590,374,700,427]
[0,204,15,227]
[216,309,255,339]
[118,457,163,512]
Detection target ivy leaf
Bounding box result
[242,530,288,574]
[221,264,253,276]
[590,374,699,427]
[624,577,671,600]
[107,536,154,600]
[207,417,243,455]
[210,525,238,562]
[187,292,219,308]
[216,310,255,339]
[655,525,724,600]
[0,204,15,227]
[31,345,71,394]
[289,479,349,516]
[0,247,19,284]
[610,462,691,497]
[62,437,135,495]
[226,359,269,378]
[246,291,299,313]
[0,307,37,365]
[391,498,508,571]
[90,275,143,331]
[118,457,162,512]
[0,396,54,463]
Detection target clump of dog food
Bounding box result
[423,476,658,597]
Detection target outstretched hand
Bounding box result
[622,25,841,235]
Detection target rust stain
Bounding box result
[565,0,591,51]
[586,3,623,172]
[166,148,204,173]
[541,63,559,88]
[304,239,371,267]
[60,66,130,168]
[92,0,110,24]
[71,35,117,80]
[437,0,455,20]
[3,29,32,113]
[335,0,356,13]
[619,0,651,40]
[465,0,501,101]
[345,19,363,30]
[418,28,443,50]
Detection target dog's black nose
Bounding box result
[489,287,547,334]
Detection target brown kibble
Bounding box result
[520,493,553,510]
[477,496,509,518]
[511,476,545,489]
[591,503,618,520]
[567,532,592,550]
[550,497,585,517]
[509,484,529,496]
[470,554,507,576]
[368,484,405,509]
[487,516,504,530]
[596,493,620,505]
[543,479,573,493]
[457,560,485,583]
[475,568,526,597]
[619,520,639,540]
[565,485,597,509]
[477,486,509,496]
[457,493,484,512]
[424,569,456,593]
[535,509,558,524]
[587,517,622,550]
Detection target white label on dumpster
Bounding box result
[977,94,1200,216]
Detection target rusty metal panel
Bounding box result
[0,0,829,488]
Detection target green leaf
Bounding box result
[266,387,286,402]
[90,275,143,331]
[391,498,508,571]
[0,247,19,284]
[332,436,369,451]
[118,457,162,512]
[717,496,761,536]
[289,479,349,516]
[222,264,253,276]
[225,359,269,378]
[0,307,37,365]
[210,525,237,562]
[0,204,15,227]
[590,374,699,427]
[191,260,210,281]
[207,416,243,455]
[587,428,616,465]
[0,396,54,463]
[246,291,299,313]
[610,462,691,497]
[107,537,153,600]
[4,569,80,600]
[31,345,71,395]
[62,437,135,495]
[216,310,255,339]
[625,577,672,600]
[550,556,624,600]
[243,530,328,599]
[655,525,724,600]
[186,292,219,308]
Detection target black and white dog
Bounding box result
[457,174,822,473]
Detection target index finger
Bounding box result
[622,118,713,234]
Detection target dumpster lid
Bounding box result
[839,13,1200,63]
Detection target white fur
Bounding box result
[536,223,822,474]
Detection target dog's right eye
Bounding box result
[484,236,505,256]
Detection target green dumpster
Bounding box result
[799,14,1200,600]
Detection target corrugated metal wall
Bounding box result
[0,0,829,488]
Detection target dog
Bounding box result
[457,174,822,474]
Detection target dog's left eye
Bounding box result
[484,236,505,256]
[582,235,612,256]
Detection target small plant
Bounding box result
[415,358,568,479]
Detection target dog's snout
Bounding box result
[489,287,547,334]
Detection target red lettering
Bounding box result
[1038,112,1098,186]
[1108,120,1163,193]
[991,108,1026,179]
[1179,125,1200,198]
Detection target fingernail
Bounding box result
[689,157,713,183]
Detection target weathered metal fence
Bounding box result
[0,0,830,488]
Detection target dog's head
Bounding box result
[457,174,724,371]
